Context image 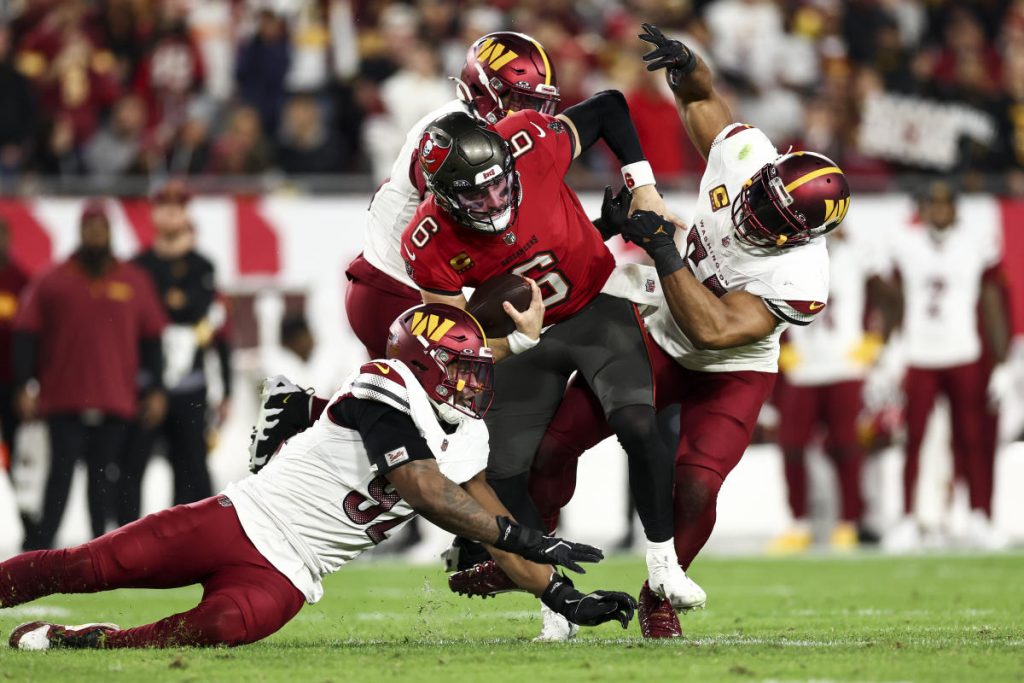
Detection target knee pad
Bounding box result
[608,405,659,451]
[675,465,723,522]
[192,593,250,646]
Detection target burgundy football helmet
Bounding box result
[386,303,494,420]
[457,32,560,125]
[732,151,851,249]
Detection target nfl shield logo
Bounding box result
[645,279,656,293]
[722,235,731,247]
[441,439,449,452]
[503,232,517,246]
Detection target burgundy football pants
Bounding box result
[775,379,865,522]
[903,361,994,515]
[0,496,305,647]
[345,254,423,359]
[528,340,775,569]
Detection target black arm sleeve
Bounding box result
[139,337,165,393]
[214,335,232,398]
[12,331,37,387]
[561,90,646,164]
[330,397,435,474]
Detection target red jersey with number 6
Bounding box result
[400,109,615,325]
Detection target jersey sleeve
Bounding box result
[748,245,830,327]
[330,396,436,475]
[400,206,464,296]
[495,110,574,179]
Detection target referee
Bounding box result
[118,181,232,522]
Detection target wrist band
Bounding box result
[508,329,540,355]
[621,160,656,190]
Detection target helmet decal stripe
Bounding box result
[526,37,552,86]
[783,166,843,194]
[461,309,489,348]
[477,39,519,71]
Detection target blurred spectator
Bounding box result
[118,181,232,524]
[616,57,690,183]
[82,94,146,175]
[164,98,214,176]
[235,9,291,137]
[277,95,342,174]
[36,114,85,176]
[208,104,271,174]
[0,219,29,460]
[12,201,166,550]
[882,182,1011,552]
[0,26,37,180]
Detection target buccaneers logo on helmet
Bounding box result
[419,131,453,174]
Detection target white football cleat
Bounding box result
[964,510,1009,552]
[533,604,579,642]
[9,622,120,650]
[646,545,706,612]
[882,516,922,554]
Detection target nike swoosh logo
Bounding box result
[809,301,825,311]
[282,395,290,404]
[530,122,547,138]
[373,363,390,374]
[404,244,416,261]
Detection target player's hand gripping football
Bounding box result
[502,277,544,343]
[542,574,637,629]
[493,516,603,574]
[638,22,697,90]
[621,210,687,277]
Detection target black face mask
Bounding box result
[76,246,113,277]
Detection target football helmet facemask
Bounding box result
[457,31,560,125]
[418,112,520,234]
[732,151,851,249]
[386,303,495,422]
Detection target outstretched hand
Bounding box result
[494,516,604,574]
[542,575,638,629]
[638,23,697,89]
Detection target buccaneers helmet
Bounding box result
[732,152,851,249]
[386,303,494,421]
[418,112,519,234]
[457,32,560,125]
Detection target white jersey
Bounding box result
[647,124,830,373]
[362,99,470,287]
[890,218,1001,368]
[783,234,887,385]
[224,359,489,603]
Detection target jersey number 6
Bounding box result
[510,250,571,308]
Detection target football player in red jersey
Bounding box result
[3,303,636,650]
[345,32,561,360]
[399,87,707,628]
[453,24,852,638]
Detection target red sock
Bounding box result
[782,450,807,520]
[672,464,723,570]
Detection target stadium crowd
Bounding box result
[0,0,1022,190]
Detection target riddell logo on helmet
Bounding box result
[419,132,452,174]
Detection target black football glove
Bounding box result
[638,22,697,90]
[621,210,687,277]
[542,574,637,629]
[593,184,632,240]
[493,517,603,574]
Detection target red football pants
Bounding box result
[0,496,305,647]
[903,361,994,515]
[345,254,422,359]
[529,341,774,569]
[775,380,865,522]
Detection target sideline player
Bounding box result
[4,302,636,650]
[498,24,850,637]
[769,228,889,553]
[345,32,560,359]
[882,181,1011,551]
[400,88,704,622]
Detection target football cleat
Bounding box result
[9,622,119,650]
[533,604,579,642]
[882,516,923,554]
[638,581,681,638]
[767,524,813,555]
[646,550,706,611]
[829,522,859,552]
[448,559,525,598]
[248,375,314,474]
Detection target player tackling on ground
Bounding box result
[457,23,852,637]
[2,301,636,650]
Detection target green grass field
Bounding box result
[0,552,1022,682]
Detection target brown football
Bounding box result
[466,273,533,338]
